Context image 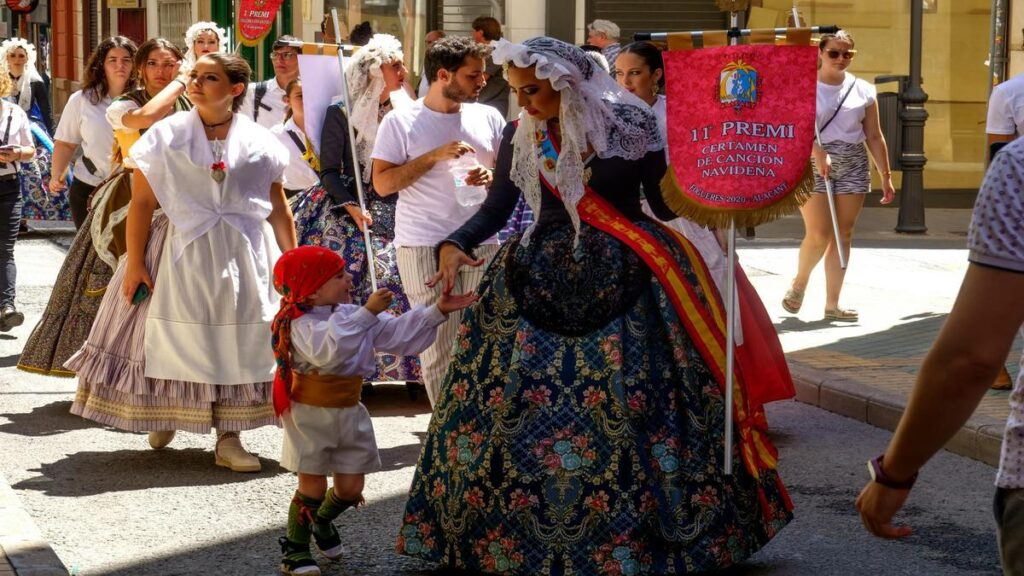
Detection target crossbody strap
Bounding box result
[819,76,858,136]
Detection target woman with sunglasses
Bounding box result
[782,30,895,322]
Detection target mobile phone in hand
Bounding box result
[131,284,150,305]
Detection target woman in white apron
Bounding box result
[67,53,295,473]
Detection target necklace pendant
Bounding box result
[211,169,225,183]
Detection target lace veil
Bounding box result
[183,22,229,67]
[0,38,43,114]
[490,37,663,245]
[344,33,404,181]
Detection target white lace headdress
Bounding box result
[490,37,664,246]
[344,33,404,181]
[0,38,42,114]
[184,21,228,65]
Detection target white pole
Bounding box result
[814,121,848,269]
[331,8,379,291]
[722,11,741,477]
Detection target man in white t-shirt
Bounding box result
[986,73,1024,155]
[856,138,1024,575]
[372,35,505,406]
[240,35,300,129]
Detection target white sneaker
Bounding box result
[215,432,261,472]
[147,431,176,449]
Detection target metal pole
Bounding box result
[331,9,379,290]
[722,10,741,478]
[895,0,928,234]
[814,122,848,269]
[634,25,839,43]
[989,0,1009,92]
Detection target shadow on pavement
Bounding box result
[0,400,127,437]
[86,491,436,576]
[774,316,848,334]
[12,448,287,496]
[378,442,424,473]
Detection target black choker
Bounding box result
[201,114,233,129]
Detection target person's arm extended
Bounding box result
[121,82,186,130]
[856,263,1024,537]
[121,170,160,301]
[267,182,297,252]
[372,140,474,197]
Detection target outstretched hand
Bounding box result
[437,290,479,314]
[855,481,914,539]
[426,243,485,294]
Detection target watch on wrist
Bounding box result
[867,454,917,490]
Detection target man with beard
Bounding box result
[372,36,505,406]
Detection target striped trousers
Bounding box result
[396,244,499,406]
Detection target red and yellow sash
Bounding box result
[532,126,780,481]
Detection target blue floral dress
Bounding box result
[6,89,70,221]
[397,124,792,575]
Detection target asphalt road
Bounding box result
[0,234,1005,576]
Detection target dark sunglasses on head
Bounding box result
[825,49,856,60]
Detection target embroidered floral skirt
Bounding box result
[18,211,111,376]
[21,120,71,222]
[66,215,275,433]
[398,221,792,575]
[290,185,421,382]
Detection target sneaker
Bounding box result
[0,305,23,332]
[278,537,320,575]
[312,520,345,560]
[215,431,261,472]
[147,431,176,449]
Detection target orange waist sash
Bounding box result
[290,372,364,408]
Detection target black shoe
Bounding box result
[0,305,23,332]
[278,537,320,575]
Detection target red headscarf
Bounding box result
[271,246,347,416]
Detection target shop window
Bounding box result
[158,0,193,50]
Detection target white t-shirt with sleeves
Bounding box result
[371,100,506,248]
[968,139,1024,489]
[816,74,876,145]
[53,90,114,186]
[240,78,288,131]
[986,74,1024,137]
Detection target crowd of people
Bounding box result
[0,12,1017,576]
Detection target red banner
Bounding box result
[6,0,40,13]
[661,44,818,227]
[236,0,286,47]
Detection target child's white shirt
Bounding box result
[290,303,447,379]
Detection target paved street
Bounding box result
[0,208,1012,575]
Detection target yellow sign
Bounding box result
[109,0,140,8]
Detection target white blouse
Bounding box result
[271,118,320,191]
[816,74,877,145]
[53,90,115,186]
[129,109,289,263]
[0,100,33,178]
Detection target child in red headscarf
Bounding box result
[271,245,477,576]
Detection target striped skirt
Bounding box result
[67,215,275,433]
[811,140,871,195]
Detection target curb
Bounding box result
[0,473,67,576]
[789,362,1003,467]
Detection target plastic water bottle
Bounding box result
[450,153,487,207]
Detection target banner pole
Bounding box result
[814,121,847,269]
[634,24,839,42]
[331,8,379,291]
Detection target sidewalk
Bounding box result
[740,207,1017,467]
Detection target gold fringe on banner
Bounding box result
[659,163,815,229]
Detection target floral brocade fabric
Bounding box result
[398,221,791,575]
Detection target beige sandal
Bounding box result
[782,287,805,314]
[824,308,859,322]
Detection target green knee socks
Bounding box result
[313,488,358,539]
[287,491,322,545]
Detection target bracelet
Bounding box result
[867,454,917,490]
[173,78,187,90]
[881,170,892,177]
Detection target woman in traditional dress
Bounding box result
[18,37,137,376]
[290,33,421,383]
[397,38,792,575]
[67,53,295,472]
[183,21,228,72]
[0,38,68,223]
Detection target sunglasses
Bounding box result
[825,49,857,60]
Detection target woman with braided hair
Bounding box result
[397,37,792,574]
[290,33,423,383]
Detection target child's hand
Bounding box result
[437,290,479,315]
[364,288,394,315]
